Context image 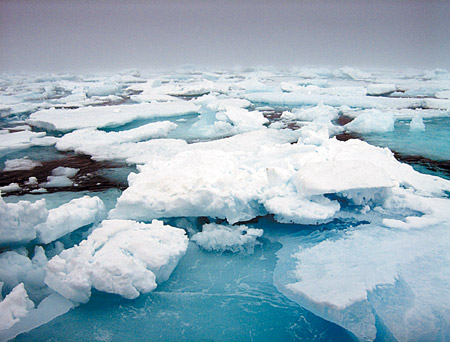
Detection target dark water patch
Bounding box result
[0,153,127,196]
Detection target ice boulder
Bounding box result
[36,196,106,244]
[345,109,395,134]
[0,196,47,244]
[0,283,34,331]
[45,219,189,303]
[192,223,263,253]
[40,166,79,188]
[409,116,425,132]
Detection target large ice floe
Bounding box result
[1,67,450,341]
[45,219,188,302]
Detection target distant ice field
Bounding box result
[0,66,449,342]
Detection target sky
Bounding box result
[1,0,449,72]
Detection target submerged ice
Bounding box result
[1,66,450,341]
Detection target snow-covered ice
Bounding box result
[45,219,188,302]
[36,196,105,244]
[192,223,263,253]
[27,102,199,131]
[1,67,450,341]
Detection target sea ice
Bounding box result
[409,116,426,131]
[0,131,46,151]
[275,219,450,341]
[45,219,188,302]
[36,196,106,244]
[192,223,263,253]
[0,283,34,331]
[3,158,42,172]
[27,102,199,131]
[56,121,177,153]
[0,196,47,244]
[345,109,395,133]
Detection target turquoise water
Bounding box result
[15,222,352,342]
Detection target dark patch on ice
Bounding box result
[0,153,127,196]
[393,152,450,178]
[335,132,362,141]
[337,115,354,126]
[172,93,210,100]
[262,109,283,121]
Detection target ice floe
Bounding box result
[192,223,263,253]
[36,196,105,244]
[45,219,188,302]
[27,102,199,131]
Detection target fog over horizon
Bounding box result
[1,0,449,73]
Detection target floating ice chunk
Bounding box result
[0,283,34,331]
[0,196,47,244]
[86,83,120,97]
[281,103,339,121]
[0,131,46,151]
[338,67,372,80]
[0,248,48,303]
[28,102,199,131]
[0,293,75,342]
[366,84,396,96]
[56,121,177,152]
[275,221,450,341]
[234,78,272,92]
[345,109,395,133]
[36,196,106,244]
[0,183,21,193]
[30,136,58,147]
[192,223,263,253]
[51,167,79,178]
[39,167,79,188]
[3,157,42,171]
[45,219,188,302]
[215,106,268,132]
[409,116,425,132]
[41,176,73,188]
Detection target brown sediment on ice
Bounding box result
[335,132,362,141]
[337,115,354,126]
[393,152,450,178]
[0,153,127,196]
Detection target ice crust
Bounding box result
[192,223,263,253]
[45,219,188,302]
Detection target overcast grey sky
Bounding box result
[1,0,449,72]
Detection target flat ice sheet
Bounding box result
[28,102,199,131]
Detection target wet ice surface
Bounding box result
[1,66,450,341]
